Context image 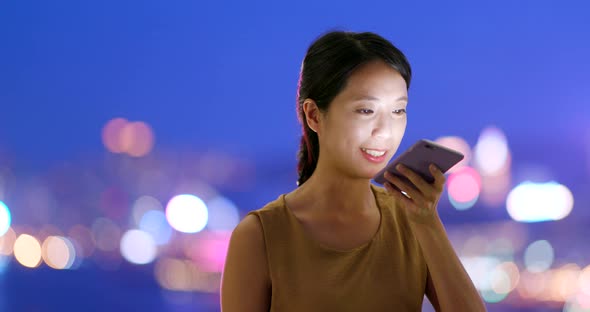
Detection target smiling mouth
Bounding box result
[360,148,386,157]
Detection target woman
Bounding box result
[221,30,486,311]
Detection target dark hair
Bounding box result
[296,30,412,186]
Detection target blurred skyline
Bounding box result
[1,0,590,311]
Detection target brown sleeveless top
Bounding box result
[248,184,429,311]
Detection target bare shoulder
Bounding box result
[221,214,270,311]
[226,213,269,273]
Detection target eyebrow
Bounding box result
[353,95,408,102]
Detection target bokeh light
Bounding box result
[102,117,129,154]
[564,298,590,312]
[447,166,481,210]
[139,210,172,245]
[480,172,512,207]
[474,126,510,176]
[434,136,472,173]
[120,229,157,265]
[41,236,76,269]
[183,231,231,273]
[206,196,240,232]
[14,234,42,268]
[487,238,515,262]
[507,181,574,222]
[0,201,11,236]
[461,256,501,292]
[0,255,9,274]
[580,265,590,295]
[552,264,581,302]
[120,121,155,157]
[155,257,221,293]
[492,262,520,295]
[166,194,208,233]
[524,240,554,273]
[461,235,489,257]
[518,271,549,299]
[0,227,16,256]
[132,195,164,226]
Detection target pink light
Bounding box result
[185,231,231,273]
[448,166,481,204]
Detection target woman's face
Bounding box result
[314,60,409,180]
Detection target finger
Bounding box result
[429,164,446,191]
[386,181,414,207]
[384,172,423,202]
[396,164,431,192]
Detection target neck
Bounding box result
[295,164,377,215]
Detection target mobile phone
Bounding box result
[373,139,464,185]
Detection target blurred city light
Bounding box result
[166,194,208,233]
[492,262,520,295]
[0,255,8,274]
[132,195,164,226]
[524,240,554,273]
[183,231,231,273]
[447,166,481,210]
[474,126,511,176]
[14,234,42,268]
[120,229,157,265]
[461,256,501,292]
[102,117,129,154]
[507,181,574,222]
[139,210,173,245]
[0,200,11,236]
[552,264,581,302]
[0,227,16,256]
[480,172,512,207]
[42,236,76,270]
[155,257,220,293]
[580,265,590,295]
[120,121,155,158]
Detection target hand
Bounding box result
[383,164,446,222]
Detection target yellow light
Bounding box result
[14,234,42,268]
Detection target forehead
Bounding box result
[339,61,408,100]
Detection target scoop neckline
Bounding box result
[281,184,384,254]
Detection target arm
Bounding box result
[412,214,486,311]
[383,164,486,311]
[220,214,271,312]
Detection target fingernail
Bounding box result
[396,164,403,171]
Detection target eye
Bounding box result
[356,108,374,114]
[393,108,407,115]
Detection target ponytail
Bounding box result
[296,120,319,186]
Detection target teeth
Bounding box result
[361,148,385,157]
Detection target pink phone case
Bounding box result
[373,139,464,185]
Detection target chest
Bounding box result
[297,210,381,251]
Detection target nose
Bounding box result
[371,111,393,139]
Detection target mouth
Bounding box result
[360,147,387,157]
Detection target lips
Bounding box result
[360,148,386,157]
[360,147,388,163]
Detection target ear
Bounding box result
[302,99,322,134]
